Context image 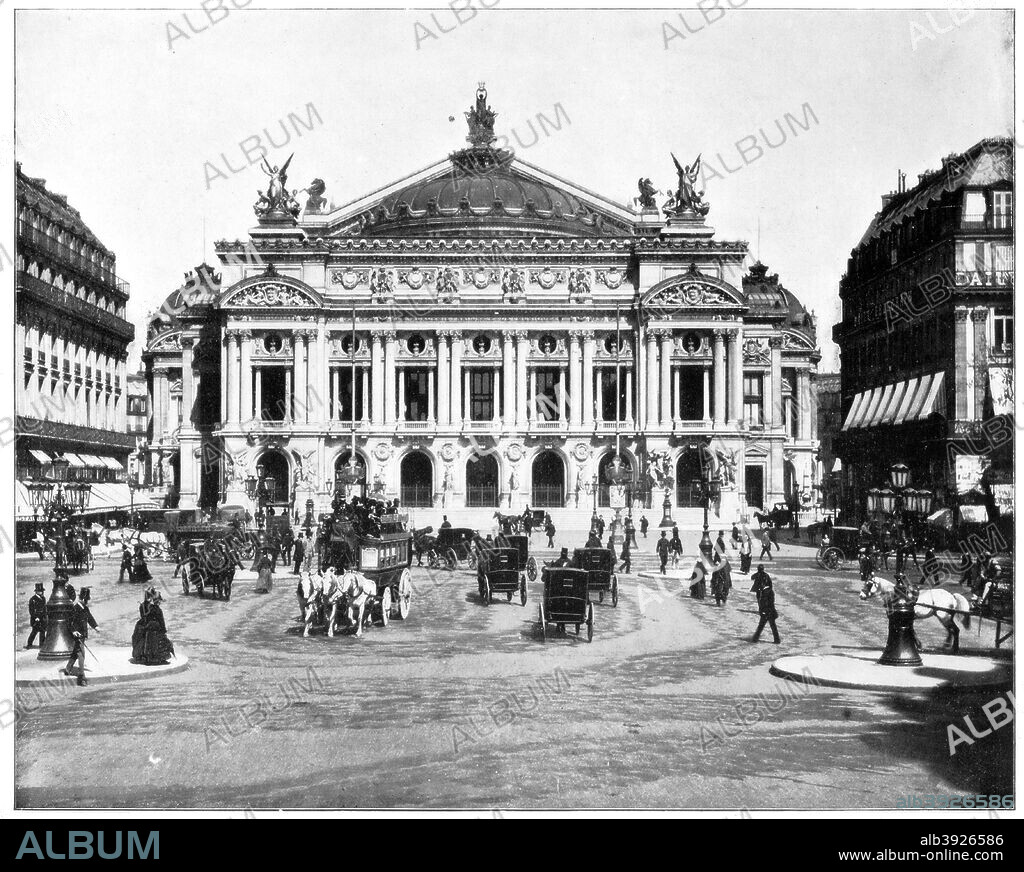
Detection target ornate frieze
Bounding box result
[330,268,369,289]
[529,267,566,290]
[501,268,527,302]
[595,267,626,289]
[743,337,770,364]
[226,282,316,308]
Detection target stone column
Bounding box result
[502,330,516,426]
[582,331,595,430]
[384,331,397,426]
[515,331,529,428]
[428,362,436,424]
[437,331,450,426]
[397,366,406,423]
[493,365,502,426]
[728,328,743,424]
[645,329,659,428]
[972,308,989,420]
[313,327,327,424]
[181,337,195,431]
[659,331,673,426]
[450,330,463,424]
[954,308,970,420]
[798,370,811,440]
[152,367,168,444]
[769,336,784,429]
[625,368,633,425]
[371,333,384,425]
[225,332,239,424]
[703,366,711,422]
[330,368,339,421]
[529,369,537,422]
[712,330,726,425]
[361,369,369,421]
[463,370,471,424]
[254,368,263,422]
[239,331,253,423]
[673,367,682,425]
[293,331,307,423]
[568,331,582,427]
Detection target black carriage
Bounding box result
[477,546,528,606]
[180,531,240,601]
[573,547,618,607]
[539,567,594,642]
[816,525,863,570]
[973,554,1014,649]
[319,510,413,621]
[502,534,538,582]
[754,502,794,529]
[430,527,480,571]
[64,527,94,574]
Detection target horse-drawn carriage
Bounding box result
[477,545,528,606]
[417,527,481,571]
[573,547,618,606]
[816,525,863,570]
[166,507,258,564]
[317,509,413,621]
[180,531,240,601]
[539,566,594,643]
[64,526,94,573]
[753,502,794,529]
[971,553,1014,649]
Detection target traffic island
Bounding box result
[770,650,1012,693]
[16,645,190,688]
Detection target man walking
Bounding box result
[118,544,134,583]
[292,532,306,575]
[767,523,780,552]
[640,515,649,539]
[619,536,631,574]
[26,582,47,649]
[759,528,774,561]
[750,564,781,643]
[545,516,556,548]
[62,582,98,686]
[625,516,637,548]
[656,531,670,575]
[281,525,294,565]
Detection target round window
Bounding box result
[683,332,702,353]
[406,334,426,354]
[341,335,357,354]
[539,334,558,354]
[473,334,492,354]
[263,333,283,354]
[604,335,619,354]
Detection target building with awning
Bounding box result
[833,137,1014,531]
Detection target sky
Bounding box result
[13,6,1014,373]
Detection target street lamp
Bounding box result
[688,440,716,558]
[604,454,630,549]
[29,457,92,661]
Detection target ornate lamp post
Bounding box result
[687,440,717,558]
[28,457,92,661]
[874,462,933,667]
[582,474,599,530]
[244,472,261,530]
[604,454,630,550]
[335,454,367,500]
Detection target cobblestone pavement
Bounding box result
[12,538,1013,809]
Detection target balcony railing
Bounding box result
[466,485,498,507]
[531,484,564,508]
[18,221,130,297]
[17,270,134,344]
[400,484,434,508]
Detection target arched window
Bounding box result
[531,451,565,507]
[597,452,633,507]
[466,453,499,507]
[400,452,433,507]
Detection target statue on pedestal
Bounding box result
[636,177,660,210]
[254,153,301,219]
[664,152,710,218]
[715,447,738,487]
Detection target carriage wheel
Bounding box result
[539,601,546,641]
[526,557,538,583]
[598,591,604,604]
[520,574,527,607]
[822,547,842,571]
[478,576,486,599]
[612,575,619,608]
[182,577,189,595]
[444,549,458,572]
[379,587,392,627]
[586,602,594,643]
[483,577,491,605]
[395,569,412,620]
[575,623,581,635]
[506,591,513,602]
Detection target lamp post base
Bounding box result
[658,490,674,528]
[37,572,77,661]
[878,599,923,666]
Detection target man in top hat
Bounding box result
[62,585,98,686]
[80,587,99,632]
[749,564,781,644]
[550,546,573,568]
[26,582,47,649]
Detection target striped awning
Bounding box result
[78,454,107,469]
[62,453,87,467]
[842,372,946,430]
[28,449,51,464]
[99,456,124,471]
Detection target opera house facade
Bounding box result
[143,87,820,529]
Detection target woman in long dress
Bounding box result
[132,544,152,583]
[131,588,175,665]
[254,548,274,593]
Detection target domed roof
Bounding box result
[358,147,631,238]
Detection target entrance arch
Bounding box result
[466,453,499,507]
[676,451,704,508]
[257,449,290,507]
[531,450,565,507]
[597,452,634,508]
[400,451,434,507]
[333,450,368,496]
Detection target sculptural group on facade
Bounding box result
[254,153,302,219]
[663,153,710,218]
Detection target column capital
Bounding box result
[651,327,673,340]
[382,330,398,343]
[954,307,971,322]
[238,329,253,341]
[501,329,517,342]
[448,329,464,341]
[152,366,170,377]
[568,329,585,342]
[970,307,989,322]
[513,329,529,342]
[724,329,739,344]
[180,336,196,350]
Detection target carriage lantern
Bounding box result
[244,473,258,500]
[876,488,897,516]
[49,455,70,484]
[865,487,881,514]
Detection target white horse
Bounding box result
[325,570,375,638]
[300,571,325,638]
[860,576,972,654]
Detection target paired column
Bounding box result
[311,329,326,423]
[728,328,744,424]
[449,330,463,424]
[769,336,783,430]
[568,331,582,426]
[181,337,195,432]
[152,367,168,443]
[437,331,450,426]
[659,331,673,426]
[703,367,712,421]
[371,333,384,425]
[293,331,308,423]
[645,330,659,428]
[239,331,253,423]
[515,331,529,427]
[383,331,397,425]
[582,331,595,429]
[797,370,811,440]
[502,330,516,426]
[712,330,727,425]
[225,332,239,424]
[558,367,567,422]
[493,365,502,426]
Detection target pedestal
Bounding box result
[878,599,923,667]
[38,574,76,661]
[658,489,674,527]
